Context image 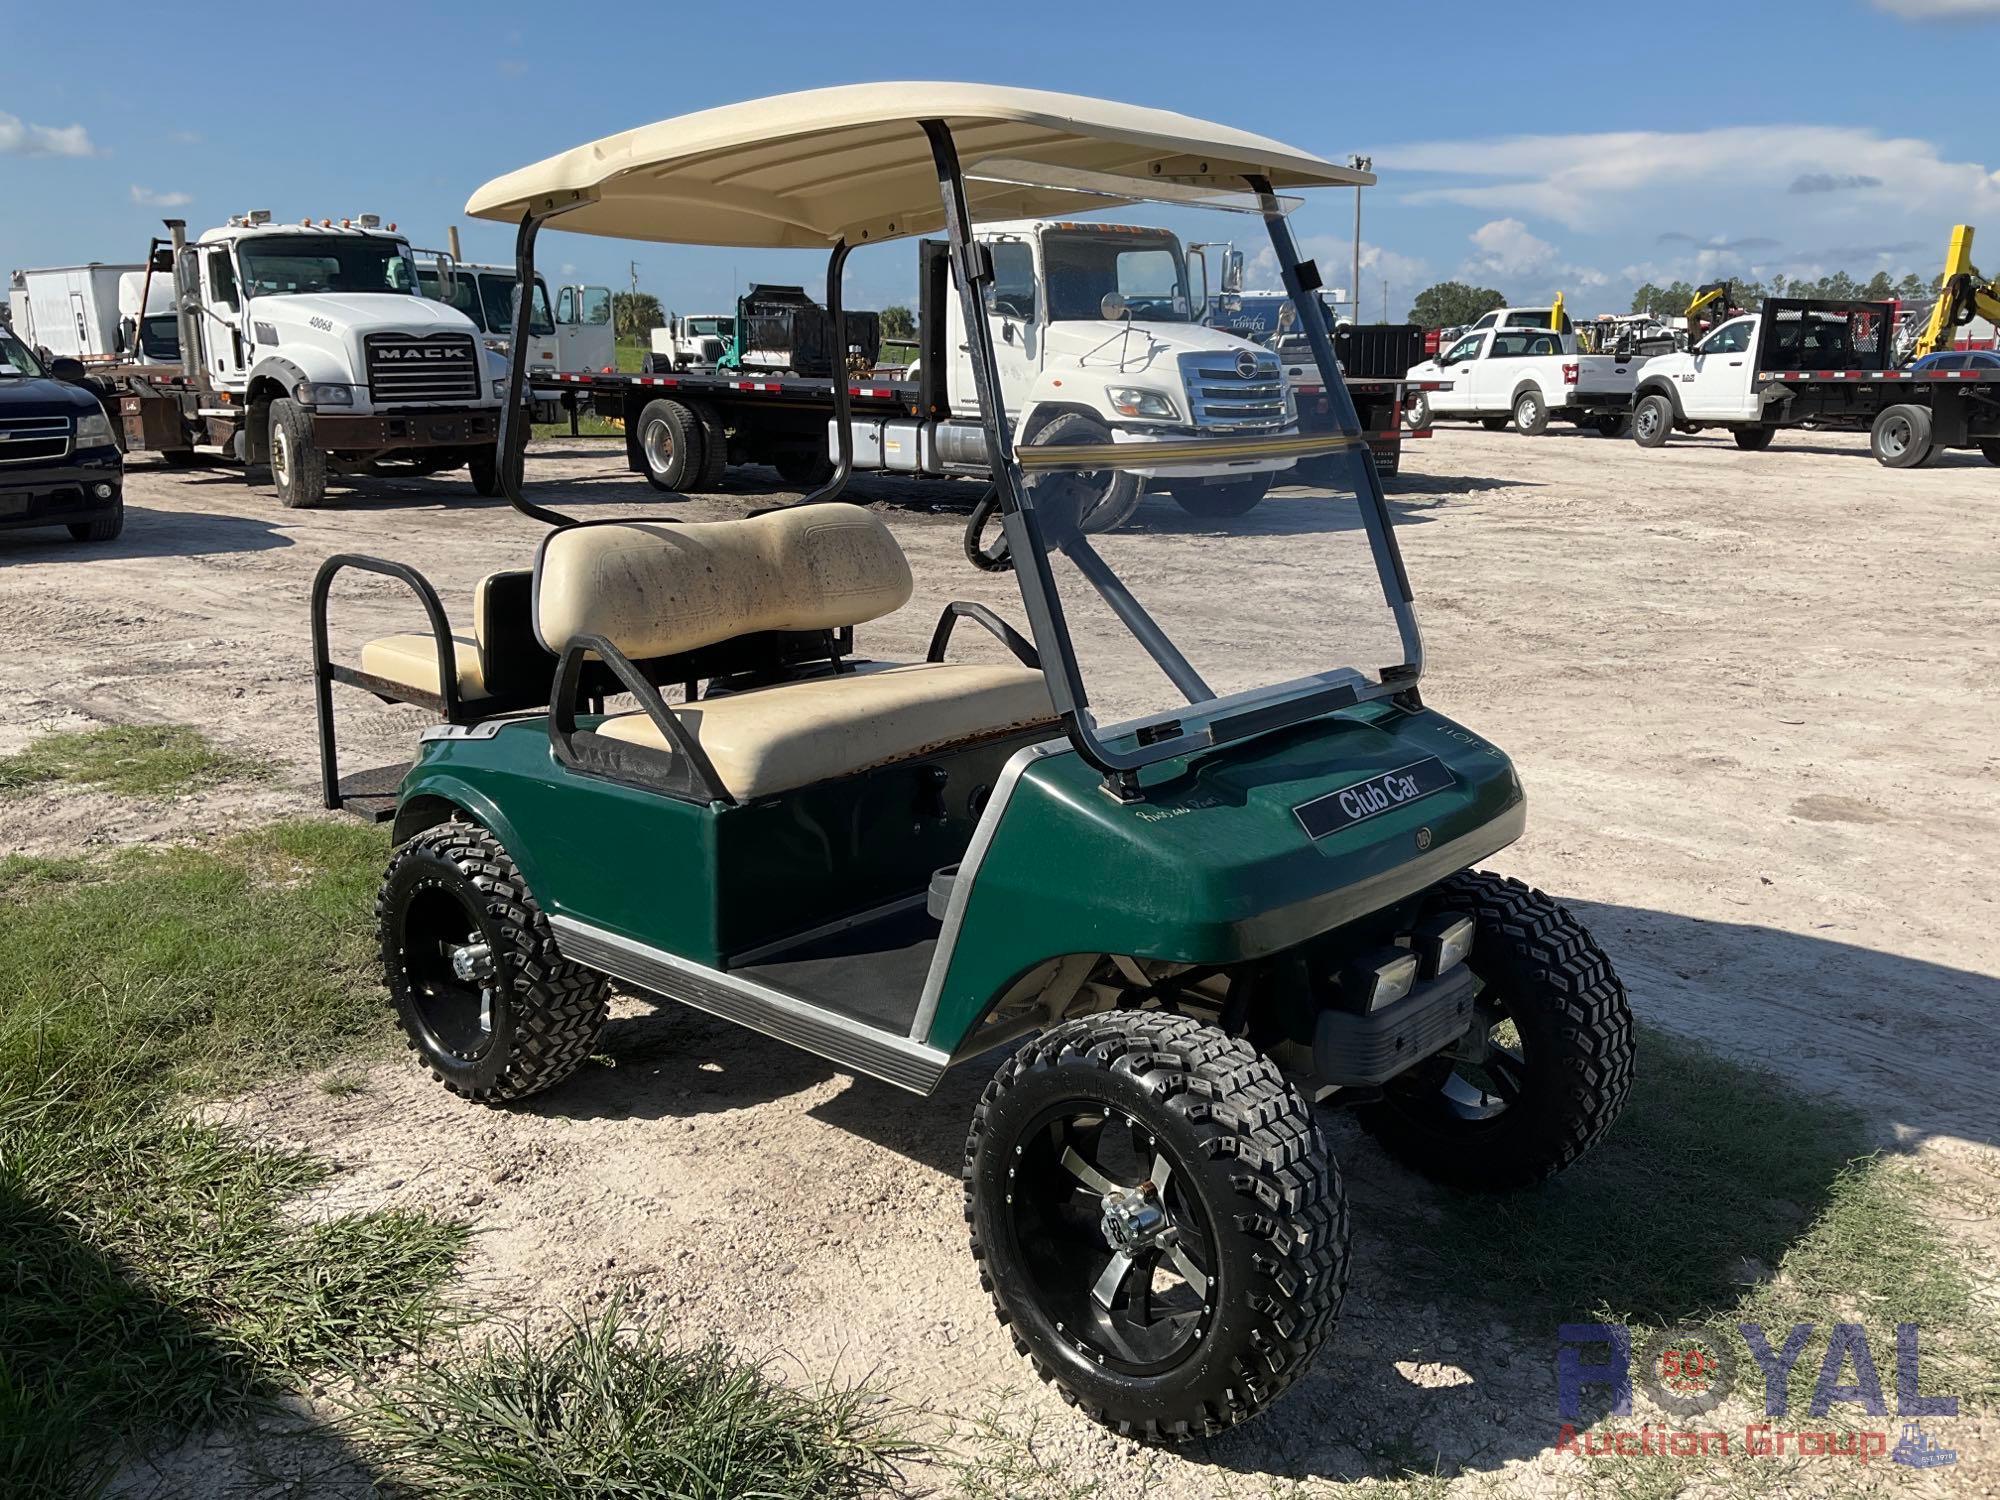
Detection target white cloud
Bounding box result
[1456,218,1605,296]
[0,110,97,157]
[1245,235,1431,309]
[130,184,192,208]
[1872,0,2000,17]
[1376,125,2000,232]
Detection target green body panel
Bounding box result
[923,705,1524,1056]
[394,703,1523,1062]
[396,719,1042,966]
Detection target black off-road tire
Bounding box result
[1356,870,1634,1191]
[686,400,729,491]
[378,821,609,1103]
[1871,404,1934,469]
[1513,388,1550,435]
[1480,415,1510,432]
[467,448,501,495]
[1732,425,1775,452]
[1164,472,1271,518]
[67,494,124,543]
[965,1012,1349,1441]
[637,398,703,492]
[1631,392,1674,448]
[268,397,328,509]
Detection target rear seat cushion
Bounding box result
[358,633,488,700]
[535,504,912,660]
[594,661,1054,799]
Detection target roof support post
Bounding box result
[1249,173,1424,680]
[499,208,580,527]
[918,117,1102,771]
[796,238,855,505]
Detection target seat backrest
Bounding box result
[534,504,913,660]
[473,569,555,700]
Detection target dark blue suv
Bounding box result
[0,325,124,543]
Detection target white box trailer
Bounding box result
[7,263,142,361]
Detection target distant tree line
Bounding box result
[1628,270,1939,319]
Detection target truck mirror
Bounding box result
[48,356,87,384]
[1100,292,1130,320]
[1223,250,1244,294]
[151,248,175,273]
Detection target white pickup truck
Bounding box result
[1405,324,1645,435]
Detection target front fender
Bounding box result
[1634,376,1684,420]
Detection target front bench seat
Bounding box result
[594,661,1053,799]
[535,505,1056,800]
[359,569,549,706]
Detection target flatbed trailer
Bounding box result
[535,365,1428,486]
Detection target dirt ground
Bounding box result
[4,424,1995,1496]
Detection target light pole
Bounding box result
[1348,154,1372,324]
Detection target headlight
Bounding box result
[296,382,355,406]
[483,337,511,357]
[492,379,509,402]
[1107,386,1179,420]
[74,410,115,447]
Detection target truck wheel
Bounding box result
[774,448,835,487]
[637,398,702,492]
[686,400,729,491]
[1732,425,1775,452]
[268,398,328,509]
[67,493,124,543]
[1512,389,1549,436]
[1024,411,1144,534]
[1871,404,1934,469]
[1404,391,1431,430]
[1982,439,2000,467]
[467,448,501,496]
[161,450,203,468]
[965,1012,1347,1440]
[1479,416,1510,432]
[1590,413,1627,438]
[1630,393,1674,448]
[1356,870,1634,1191]
[378,821,610,1104]
[1165,473,1270,518]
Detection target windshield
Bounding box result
[237,234,421,297]
[958,187,1412,762]
[0,327,45,377]
[687,316,735,337]
[418,267,483,326]
[1043,230,1192,322]
[477,273,555,337]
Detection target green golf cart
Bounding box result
[311,85,1633,1439]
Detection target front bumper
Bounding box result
[311,408,501,452]
[1108,424,1301,478]
[0,450,122,532]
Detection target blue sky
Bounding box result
[4,0,1997,319]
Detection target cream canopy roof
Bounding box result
[464,82,1371,249]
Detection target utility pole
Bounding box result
[629,260,640,298]
[1348,154,1372,325]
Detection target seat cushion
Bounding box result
[535,504,912,660]
[594,661,1055,799]
[358,633,488,701]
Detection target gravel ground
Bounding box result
[5,423,1994,1497]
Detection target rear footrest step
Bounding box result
[335,762,411,823]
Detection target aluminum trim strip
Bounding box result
[550,914,950,1094]
[908,738,1068,1045]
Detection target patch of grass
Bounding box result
[0,724,265,800]
[0,819,392,1106]
[353,1299,911,1499]
[0,812,458,1496]
[0,1096,465,1493]
[950,1409,1106,1499]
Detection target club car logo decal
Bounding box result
[1293,757,1455,841]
